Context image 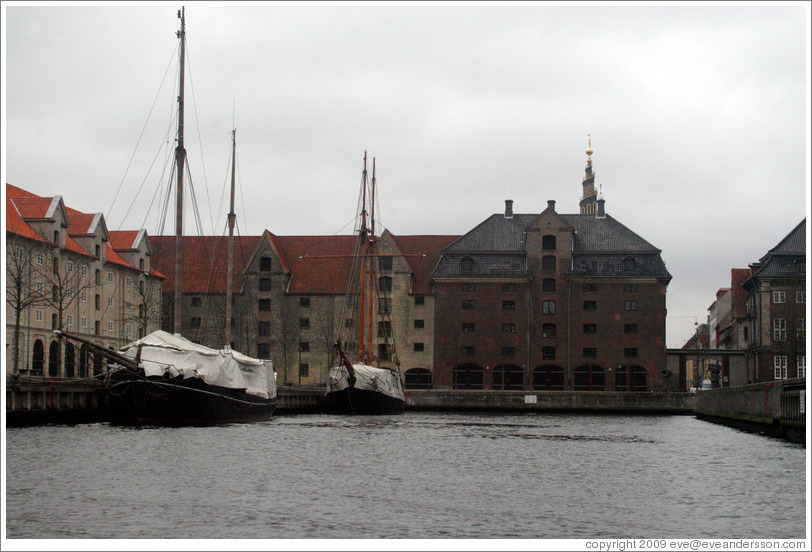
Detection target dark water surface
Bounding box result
[4,413,806,539]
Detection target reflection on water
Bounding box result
[5,413,805,539]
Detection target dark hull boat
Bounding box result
[107,371,277,426]
[322,360,405,415]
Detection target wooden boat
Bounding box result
[321,153,406,415]
[60,8,277,425]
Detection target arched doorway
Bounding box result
[533,365,565,390]
[32,340,45,374]
[615,365,648,391]
[574,365,605,391]
[64,343,76,378]
[492,364,523,390]
[79,344,89,378]
[48,341,59,377]
[453,364,484,389]
[404,367,433,389]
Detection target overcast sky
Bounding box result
[3,1,810,348]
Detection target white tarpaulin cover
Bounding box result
[119,330,276,399]
[328,363,404,401]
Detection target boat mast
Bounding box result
[173,7,187,335]
[225,129,237,347]
[367,158,376,363]
[358,152,369,363]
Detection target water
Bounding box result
[4,413,806,540]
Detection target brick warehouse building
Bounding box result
[146,142,671,391]
[431,143,672,391]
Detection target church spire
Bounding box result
[580,134,598,214]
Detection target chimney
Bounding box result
[596,197,606,218]
[547,200,556,212]
[504,199,514,219]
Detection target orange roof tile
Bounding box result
[109,230,141,250]
[277,235,359,294]
[390,234,460,294]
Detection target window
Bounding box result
[797,291,806,304]
[624,300,638,311]
[461,256,475,273]
[126,277,133,288]
[80,291,87,303]
[257,343,271,359]
[797,356,806,379]
[258,299,271,311]
[502,283,516,292]
[379,276,392,292]
[624,348,639,358]
[378,344,390,361]
[190,296,202,307]
[108,297,114,307]
[773,356,788,380]
[258,321,271,337]
[126,301,132,311]
[542,278,556,292]
[583,284,597,292]
[14,246,23,259]
[299,318,310,329]
[259,278,272,291]
[66,314,73,327]
[624,324,638,334]
[462,299,476,310]
[81,265,88,278]
[190,317,201,328]
[462,283,476,292]
[773,291,786,304]
[542,235,556,250]
[414,295,425,306]
[67,260,74,272]
[299,342,309,352]
[542,323,556,338]
[622,257,636,272]
[35,309,43,322]
[414,343,425,352]
[95,270,101,285]
[95,295,101,310]
[584,301,597,311]
[81,317,87,329]
[378,321,392,337]
[583,347,597,358]
[462,346,475,357]
[502,347,516,357]
[108,321,114,332]
[299,364,309,377]
[414,319,424,329]
[378,256,393,271]
[461,322,476,333]
[139,258,144,271]
[542,347,556,360]
[66,288,74,300]
[583,324,597,334]
[503,300,516,311]
[624,283,638,292]
[260,257,272,271]
[378,298,392,314]
[542,300,556,315]
[502,323,516,333]
[773,318,787,341]
[797,318,806,340]
[345,318,353,328]
[95,321,100,336]
[107,270,114,283]
[36,253,44,266]
[542,256,556,271]
[299,297,310,307]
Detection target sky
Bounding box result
[3,1,810,349]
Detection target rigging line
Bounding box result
[184,162,206,236]
[183,46,215,235]
[107,45,179,223]
[136,144,175,232]
[119,128,176,232]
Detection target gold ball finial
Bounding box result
[586,134,593,157]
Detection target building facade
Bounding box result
[6,184,163,377]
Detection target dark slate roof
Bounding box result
[433,210,671,280]
[749,219,806,280]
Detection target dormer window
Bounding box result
[460,256,475,273]
[797,259,806,273]
[139,259,145,271]
[53,231,59,244]
[622,256,637,273]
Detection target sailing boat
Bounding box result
[321,153,406,415]
[59,8,277,424]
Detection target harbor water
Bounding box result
[4,413,806,540]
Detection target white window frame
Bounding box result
[81,265,88,278]
[125,323,133,336]
[108,297,114,308]
[126,277,133,288]
[108,321,114,332]
[80,316,87,329]
[774,356,788,380]
[35,309,43,322]
[107,270,114,283]
[66,260,74,272]
[36,253,44,266]
[797,356,806,379]
[126,301,132,311]
[80,290,87,303]
[797,291,806,304]
[798,318,806,341]
[66,287,74,300]
[773,290,786,304]
[773,318,787,341]
[66,314,73,327]
[14,246,23,259]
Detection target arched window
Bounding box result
[460,256,475,273]
[48,342,59,377]
[404,368,433,389]
[95,269,101,285]
[65,343,76,378]
[622,256,637,273]
[79,345,89,378]
[533,365,565,390]
[453,364,484,389]
[574,365,606,391]
[32,340,45,374]
[492,364,523,390]
[615,365,647,391]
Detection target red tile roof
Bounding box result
[151,236,262,294]
[276,235,359,294]
[389,234,460,295]
[6,194,46,243]
[66,212,98,235]
[10,196,58,220]
[109,230,141,250]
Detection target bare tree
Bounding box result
[5,235,47,373]
[275,296,301,385]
